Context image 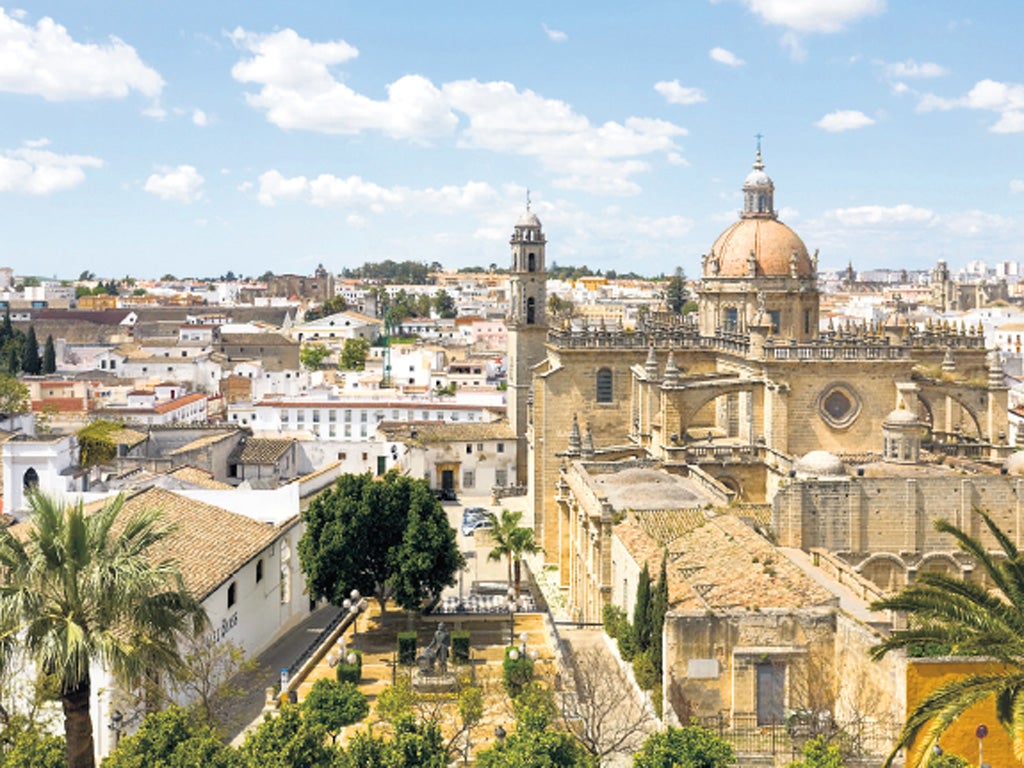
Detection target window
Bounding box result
[768,310,781,334]
[526,297,536,324]
[495,469,507,486]
[338,452,347,460]
[466,444,473,454]
[596,368,613,403]
[328,410,336,422]
[256,559,263,583]
[528,252,536,272]
[463,470,475,488]
[227,582,237,608]
[497,443,505,453]
[724,307,738,331]
[477,443,484,452]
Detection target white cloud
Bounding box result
[192,109,209,127]
[885,59,946,79]
[815,109,875,132]
[0,142,103,194]
[709,47,744,67]
[254,172,500,214]
[654,80,706,105]
[232,27,686,195]
[23,137,50,148]
[144,165,204,203]
[827,204,936,227]
[667,152,690,166]
[542,23,567,42]
[917,78,1024,133]
[143,103,167,120]
[739,0,885,33]
[1011,179,1024,194]
[0,8,163,100]
[780,31,806,61]
[943,210,1013,236]
[230,27,457,139]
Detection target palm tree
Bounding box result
[486,509,543,600]
[0,493,207,768]
[870,511,1024,767]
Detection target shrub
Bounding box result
[502,646,534,698]
[451,630,470,663]
[398,631,418,665]
[603,603,626,638]
[633,647,658,690]
[617,620,639,661]
[336,648,362,684]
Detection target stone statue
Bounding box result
[416,621,451,675]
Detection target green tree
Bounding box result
[548,295,576,324]
[0,715,67,768]
[649,552,669,677]
[340,337,370,371]
[303,295,348,322]
[239,706,336,768]
[77,420,123,467]
[0,373,29,430]
[870,511,1024,766]
[432,290,456,319]
[42,335,56,374]
[664,268,688,314]
[302,678,369,744]
[633,563,653,651]
[341,716,446,768]
[787,735,845,768]
[476,683,594,768]
[0,494,207,768]
[632,725,735,768]
[0,310,12,345]
[102,705,238,768]
[486,509,543,599]
[22,326,40,375]
[298,472,464,613]
[299,343,330,371]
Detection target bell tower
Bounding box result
[507,197,548,484]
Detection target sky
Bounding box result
[0,1,1022,281]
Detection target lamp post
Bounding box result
[976,724,988,768]
[108,710,124,748]
[344,589,363,648]
[507,587,516,645]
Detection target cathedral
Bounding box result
[507,150,1022,731]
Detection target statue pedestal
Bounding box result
[412,670,458,693]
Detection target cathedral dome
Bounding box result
[710,217,812,277]
[794,450,845,478]
[516,211,541,228]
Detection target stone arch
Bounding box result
[672,383,760,441]
[858,553,907,593]
[23,467,39,497]
[716,474,745,501]
[917,552,961,579]
[967,552,1006,589]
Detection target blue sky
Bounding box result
[0,1,1022,280]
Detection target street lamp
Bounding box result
[507,587,517,645]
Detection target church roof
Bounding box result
[710,217,813,277]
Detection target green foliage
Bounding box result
[239,706,336,768]
[634,563,653,650]
[870,510,1024,767]
[0,373,29,426]
[0,493,206,768]
[603,603,626,639]
[299,343,330,371]
[21,326,40,375]
[786,735,845,768]
[451,630,470,663]
[298,472,464,613]
[633,648,658,691]
[375,676,415,726]
[303,295,349,322]
[77,420,124,467]
[335,649,362,684]
[632,725,735,768]
[339,337,369,371]
[341,716,446,768]
[341,260,431,285]
[302,679,369,742]
[502,646,535,698]
[512,682,557,731]
[0,715,67,768]
[432,289,456,319]
[650,552,669,677]
[486,509,542,599]
[102,705,237,768]
[433,381,456,396]
[616,620,639,662]
[397,632,418,665]
[42,335,56,374]
[548,294,576,323]
[927,753,970,768]
[664,267,689,314]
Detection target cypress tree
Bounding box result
[634,562,653,651]
[5,344,17,375]
[0,310,11,345]
[43,335,56,374]
[22,326,40,375]
[649,550,670,676]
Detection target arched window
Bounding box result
[528,252,536,272]
[526,297,536,325]
[23,468,38,497]
[596,368,613,403]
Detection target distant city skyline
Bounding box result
[0,1,1022,279]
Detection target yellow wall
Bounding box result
[906,658,1023,768]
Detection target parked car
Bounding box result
[434,488,458,502]
[461,517,494,536]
